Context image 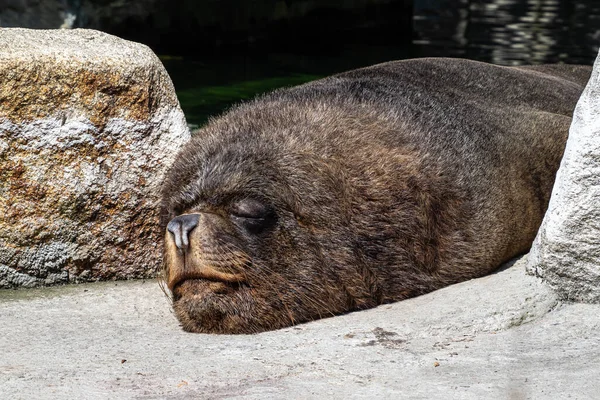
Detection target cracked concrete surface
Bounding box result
[1,255,599,399]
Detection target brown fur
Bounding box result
[160,58,591,334]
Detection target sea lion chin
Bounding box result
[160,58,591,334]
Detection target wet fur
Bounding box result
[161,58,591,333]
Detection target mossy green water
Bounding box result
[161,45,413,128]
[175,73,320,127]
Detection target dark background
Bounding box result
[1,0,599,126]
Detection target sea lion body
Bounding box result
[161,58,591,333]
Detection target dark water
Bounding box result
[164,0,599,128]
[163,45,414,127]
[414,0,600,65]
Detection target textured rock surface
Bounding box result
[1,256,599,399]
[0,28,190,287]
[527,51,600,302]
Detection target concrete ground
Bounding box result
[1,255,599,399]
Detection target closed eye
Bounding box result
[230,198,273,219]
[229,198,277,234]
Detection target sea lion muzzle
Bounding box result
[164,212,247,291]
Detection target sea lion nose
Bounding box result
[167,214,200,251]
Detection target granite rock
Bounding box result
[527,51,600,302]
[0,28,190,287]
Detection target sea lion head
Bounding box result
[159,100,429,334]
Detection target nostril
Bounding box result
[167,214,200,251]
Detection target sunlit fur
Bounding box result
[160,58,591,334]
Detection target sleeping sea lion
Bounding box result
[160,58,591,333]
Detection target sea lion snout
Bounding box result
[164,213,248,291]
[166,214,200,251]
